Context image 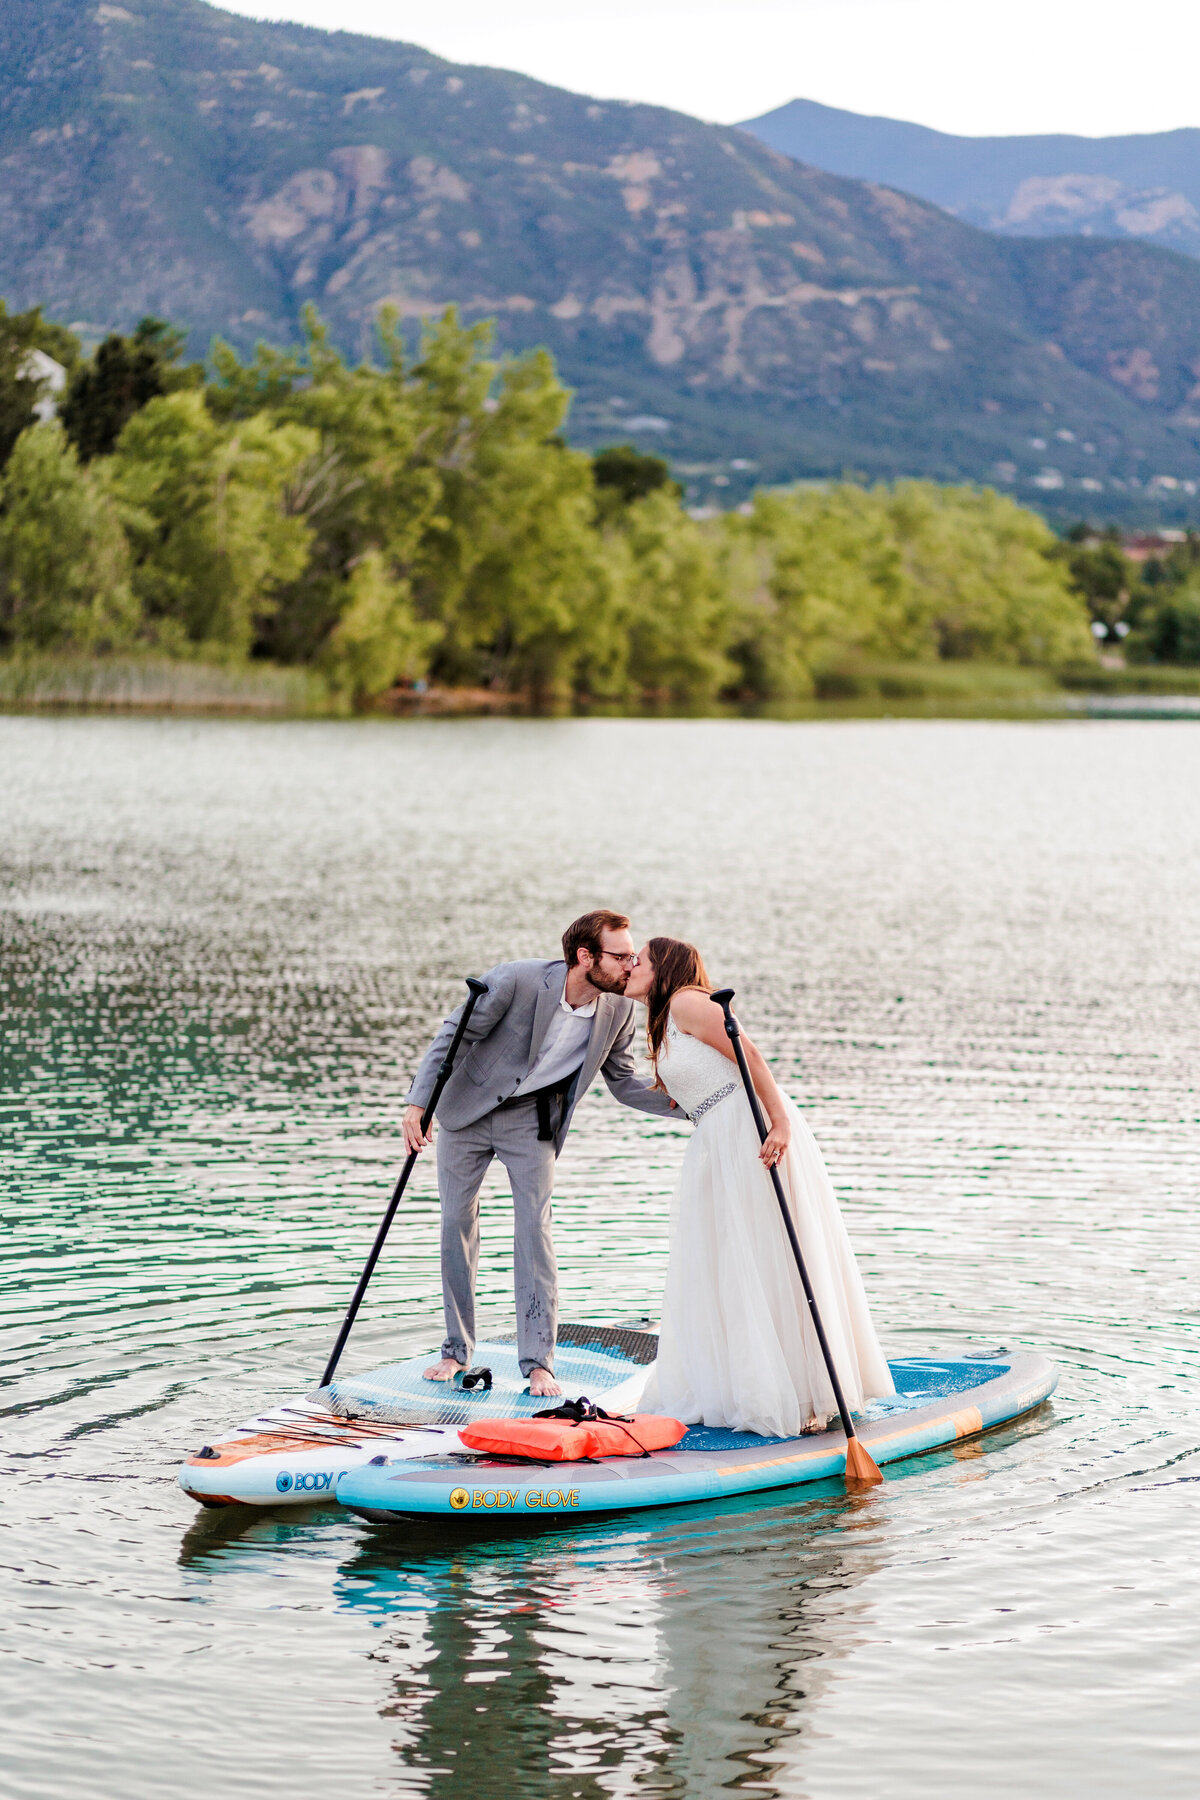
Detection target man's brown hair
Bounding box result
[562,908,630,968]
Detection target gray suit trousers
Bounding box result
[436,1096,557,1378]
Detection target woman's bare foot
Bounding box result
[423,1357,465,1382]
[801,1412,833,1435]
[528,1367,562,1398]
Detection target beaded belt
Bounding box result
[689,1080,738,1122]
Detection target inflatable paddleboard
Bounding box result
[339,1340,1057,1520]
[178,1324,656,1507]
[179,1325,1056,1513]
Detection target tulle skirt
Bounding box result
[641,1092,894,1437]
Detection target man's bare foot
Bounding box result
[423,1357,465,1382]
[528,1367,562,1398]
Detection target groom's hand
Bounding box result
[402,1105,434,1154]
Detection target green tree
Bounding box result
[318,549,437,705]
[415,340,605,705]
[209,308,442,683]
[592,444,679,519]
[214,308,615,703]
[1048,529,1130,644]
[745,483,918,695]
[1125,537,1200,662]
[62,317,202,462]
[1125,532,1200,660]
[745,480,1094,695]
[211,309,728,703]
[889,483,1095,664]
[612,492,735,704]
[107,390,316,659]
[1133,581,1200,663]
[0,302,79,468]
[0,422,138,651]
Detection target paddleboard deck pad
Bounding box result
[179,1326,1056,1512]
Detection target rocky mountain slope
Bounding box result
[5,0,1200,513]
[740,99,1200,262]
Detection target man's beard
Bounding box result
[587,963,628,996]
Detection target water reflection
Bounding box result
[323,1415,1063,1798]
[333,1490,880,1797]
[177,1500,335,1571]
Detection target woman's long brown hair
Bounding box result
[645,936,713,1067]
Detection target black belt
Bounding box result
[497,1076,574,1142]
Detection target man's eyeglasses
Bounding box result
[597,950,638,967]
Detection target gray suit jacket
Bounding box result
[405,958,674,1152]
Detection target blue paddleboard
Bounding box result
[335,1328,1057,1522]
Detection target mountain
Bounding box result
[739,98,1200,262]
[4,2,1200,517]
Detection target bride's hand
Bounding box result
[760,1122,790,1169]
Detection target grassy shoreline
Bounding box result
[4,653,1200,719]
[0,654,329,715]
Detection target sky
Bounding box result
[216,0,1199,139]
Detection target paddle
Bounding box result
[710,988,884,1489]
[319,976,489,1387]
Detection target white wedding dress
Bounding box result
[640,1015,894,1437]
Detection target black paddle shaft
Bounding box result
[319,976,489,1387]
[709,988,860,1444]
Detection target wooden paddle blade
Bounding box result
[844,1436,884,1487]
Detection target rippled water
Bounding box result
[3,715,1199,1800]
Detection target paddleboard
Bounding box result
[178,1324,656,1507]
[339,1343,1057,1520]
[179,1324,1056,1512]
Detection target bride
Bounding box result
[625,938,894,1438]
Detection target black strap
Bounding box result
[533,1396,601,1422]
[534,1074,574,1142]
[497,1076,574,1141]
[532,1395,651,1456]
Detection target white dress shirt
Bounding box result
[513,980,596,1096]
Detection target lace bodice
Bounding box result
[656,1015,740,1121]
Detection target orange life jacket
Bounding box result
[460,1407,687,1462]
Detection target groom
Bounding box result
[402,909,675,1397]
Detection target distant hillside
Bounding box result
[740,98,1200,262]
[4,3,1200,516]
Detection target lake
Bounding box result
[3,714,1198,1799]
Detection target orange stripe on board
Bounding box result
[722,1403,986,1477]
[186,1433,333,1467]
[951,1406,983,1439]
[868,1407,986,1454]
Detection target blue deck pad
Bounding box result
[674,1360,1011,1450]
[676,1425,792,1451]
[861,1357,1010,1419]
